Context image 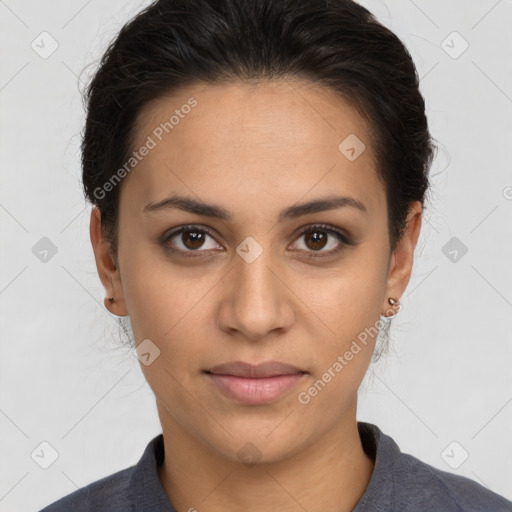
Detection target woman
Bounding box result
[39,0,512,510]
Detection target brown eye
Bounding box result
[303,230,329,251]
[162,225,221,255]
[292,224,352,257]
[161,223,352,258]
[180,230,207,250]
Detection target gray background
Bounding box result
[1,0,511,509]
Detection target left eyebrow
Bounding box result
[143,194,368,221]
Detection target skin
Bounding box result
[90,79,422,512]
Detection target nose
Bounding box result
[216,246,295,342]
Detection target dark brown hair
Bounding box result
[82,0,435,267]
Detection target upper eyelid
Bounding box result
[162,223,350,250]
[162,224,220,244]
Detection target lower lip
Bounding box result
[205,372,306,405]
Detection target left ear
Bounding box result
[382,201,423,311]
[89,206,129,317]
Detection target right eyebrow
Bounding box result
[143,194,368,221]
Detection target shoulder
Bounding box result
[399,450,512,511]
[37,434,170,512]
[38,466,133,512]
[356,422,512,512]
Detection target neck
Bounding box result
[156,399,375,512]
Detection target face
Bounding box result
[91,79,421,464]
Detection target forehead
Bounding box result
[134,79,372,155]
[122,79,385,219]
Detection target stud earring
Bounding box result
[381,297,401,319]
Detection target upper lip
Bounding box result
[205,361,306,378]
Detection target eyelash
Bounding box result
[160,223,352,259]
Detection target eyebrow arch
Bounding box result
[143,194,367,221]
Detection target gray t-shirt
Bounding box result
[39,421,512,511]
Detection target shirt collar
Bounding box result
[353,421,397,510]
[128,433,176,511]
[127,421,397,511]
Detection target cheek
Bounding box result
[294,277,381,410]
[119,242,220,356]
[117,234,177,328]
[291,246,388,387]
[124,257,214,400]
[123,266,205,340]
[296,252,387,339]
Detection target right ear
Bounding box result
[89,207,128,316]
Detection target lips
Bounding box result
[205,361,307,405]
[205,360,306,378]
